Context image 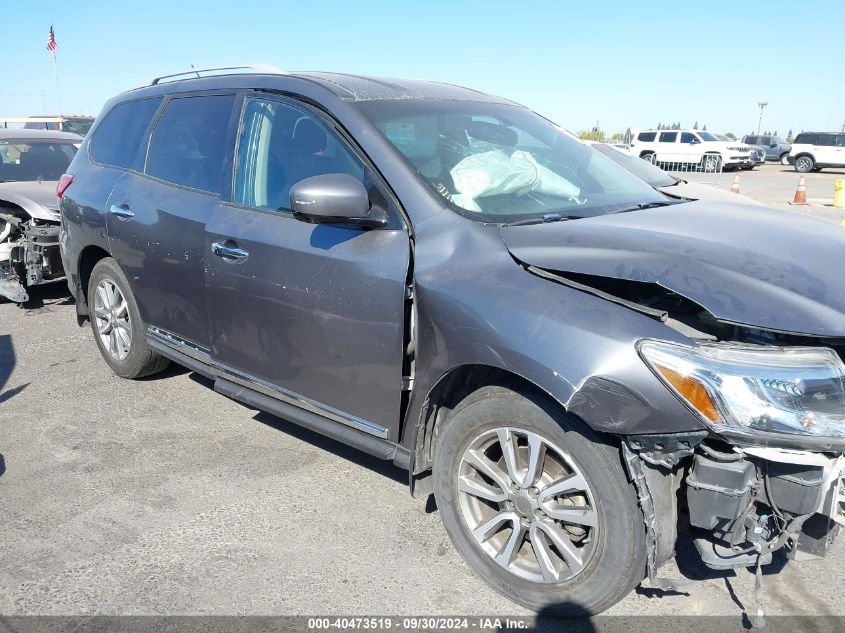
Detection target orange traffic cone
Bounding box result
[790,175,808,206]
[730,172,740,194]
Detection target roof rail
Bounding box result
[149,64,287,86]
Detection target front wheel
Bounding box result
[794,155,814,173]
[433,385,646,615]
[88,257,170,379]
[701,153,722,172]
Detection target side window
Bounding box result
[836,135,845,148]
[234,98,365,211]
[145,94,235,194]
[794,134,817,145]
[637,132,656,142]
[680,132,696,143]
[745,136,757,144]
[816,134,835,147]
[90,97,162,168]
[659,132,678,143]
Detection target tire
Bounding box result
[433,384,647,615]
[794,155,814,173]
[701,153,722,172]
[780,153,790,166]
[87,257,169,379]
[639,152,656,164]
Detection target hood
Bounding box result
[0,180,61,221]
[500,200,845,337]
[658,181,761,205]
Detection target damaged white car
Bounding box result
[0,129,80,302]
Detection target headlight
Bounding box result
[639,341,845,441]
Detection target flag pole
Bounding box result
[51,50,63,117]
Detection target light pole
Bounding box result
[757,101,768,136]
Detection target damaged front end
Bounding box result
[528,266,845,586]
[0,204,64,303]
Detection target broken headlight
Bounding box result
[639,341,845,442]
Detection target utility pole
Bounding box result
[756,101,768,136]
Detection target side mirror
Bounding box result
[769,141,778,148]
[290,173,387,229]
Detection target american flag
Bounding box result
[46,25,58,53]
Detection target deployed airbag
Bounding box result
[450,150,580,212]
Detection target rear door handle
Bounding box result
[211,241,249,261]
[109,204,134,220]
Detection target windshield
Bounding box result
[355,100,665,223]
[591,143,676,188]
[0,140,77,182]
[697,131,720,142]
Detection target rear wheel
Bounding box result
[88,257,169,379]
[780,153,790,166]
[794,155,814,173]
[433,385,646,615]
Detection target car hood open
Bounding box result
[500,200,845,337]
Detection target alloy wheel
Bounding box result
[795,157,813,172]
[457,427,599,584]
[93,278,132,361]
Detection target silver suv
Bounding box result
[741,134,792,164]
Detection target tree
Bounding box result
[703,124,707,131]
[610,132,624,141]
[725,132,736,140]
[578,127,605,141]
[787,128,794,142]
[694,121,699,129]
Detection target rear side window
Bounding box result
[90,97,162,168]
[145,95,235,194]
[816,134,835,147]
[744,136,758,144]
[794,133,818,145]
[659,132,677,143]
[637,132,656,142]
[836,136,845,148]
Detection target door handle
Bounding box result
[109,204,135,220]
[211,241,249,261]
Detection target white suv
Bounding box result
[629,129,754,171]
[788,132,845,172]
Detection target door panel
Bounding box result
[105,93,236,347]
[106,172,217,347]
[206,209,409,432]
[205,95,410,436]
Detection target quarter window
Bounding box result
[637,132,657,142]
[90,97,162,169]
[145,95,235,194]
[659,132,678,143]
[234,98,365,211]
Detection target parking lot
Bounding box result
[685,162,845,221]
[2,166,845,624]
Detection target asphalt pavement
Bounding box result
[1,180,844,624]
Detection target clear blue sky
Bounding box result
[4,0,844,137]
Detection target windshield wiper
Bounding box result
[612,200,678,214]
[504,213,580,227]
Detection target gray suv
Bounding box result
[741,134,792,164]
[59,66,845,615]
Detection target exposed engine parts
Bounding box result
[0,209,64,303]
